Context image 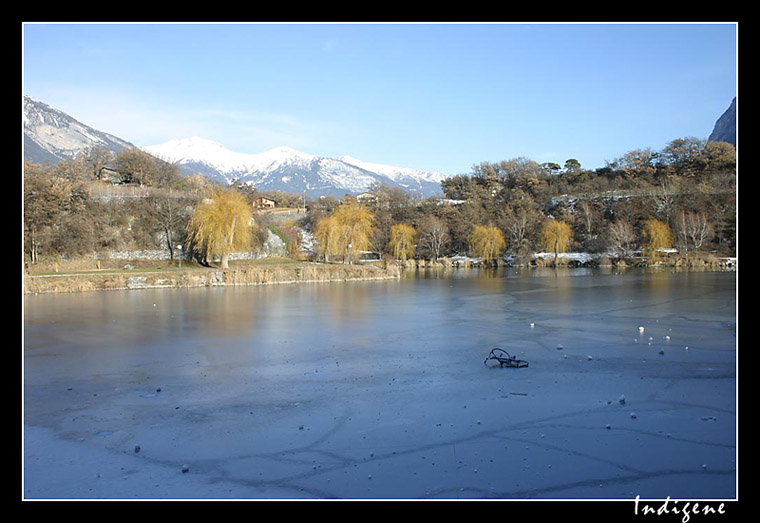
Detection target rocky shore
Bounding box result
[396,252,736,270]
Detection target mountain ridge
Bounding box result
[23,95,135,165]
[143,137,446,198]
[23,96,446,198]
[23,94,735,199]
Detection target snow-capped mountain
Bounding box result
[339,155,447,195]
[144,137,445,198]
[23,95,445,198]
[23,95,134,165]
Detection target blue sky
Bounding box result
[22,22,737,175]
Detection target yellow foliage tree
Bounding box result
[186,187,255,268]
[315,203,375,264]
[388,223,418,261]
[540,219,573,262]
[314,214,341,263]
[470,224,506,263]
[642,218,673,259]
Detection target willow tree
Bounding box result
[540,219,573,263]
[642,218,673,260]
[186,187,254,268]
[314,214,341,263]
[388,223,418,261]
[315,203,375,264]
[470,224,506,263]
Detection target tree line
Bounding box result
[306,136,735,265]
[23,136,736,269]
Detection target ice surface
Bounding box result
[23,268,737,500]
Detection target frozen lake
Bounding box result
[23,267,737,500]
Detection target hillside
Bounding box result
[23,96,135,164]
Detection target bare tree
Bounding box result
[505,210,531,256]
[146,193,192,260]
[82,146,114,181]
[53,156,89,181]
[418,215,449,261]
[675,210,713,255]
[606,219,636,258]
[577,199,598,249]
[112,148,158,186]
[649,179,678,223]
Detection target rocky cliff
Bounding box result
[708,97,736,146]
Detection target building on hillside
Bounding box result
[255,196,277,210]
[356,192,378,204]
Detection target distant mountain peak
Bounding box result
[339,155,446,184]
[143,138,318,176]
[144,137,444,198]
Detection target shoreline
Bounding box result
[22,252,736,295]
[23,261,402,295]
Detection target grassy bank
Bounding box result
[23,252,735,295]
[23,257,401,294]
